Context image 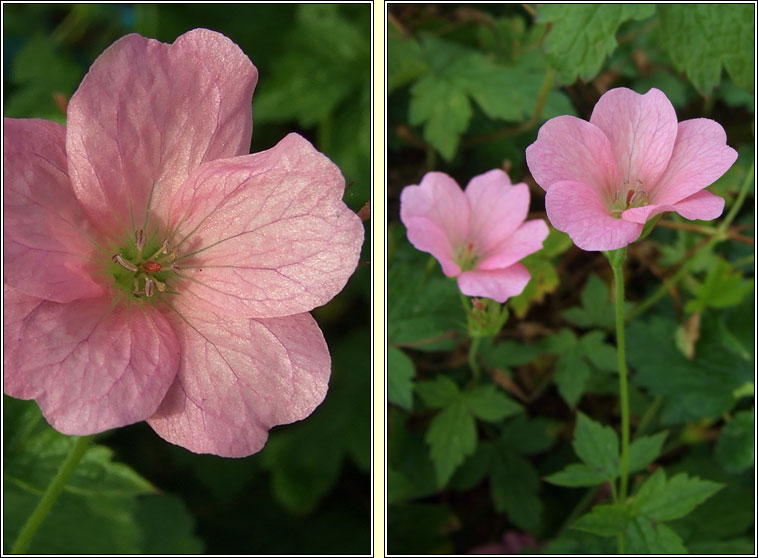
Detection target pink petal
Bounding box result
[400,172,470,277]
[147,308,330,457]
[166,133,363,319]
[589,88,678,189]
[3,289,180,435]
[622,190,725,224]
[650,119,737,205]
[457,263,531,303]
[545,180,643,251]
[3,118,104,302]
[465,171,529,255]
[478,219,549,270]
[66,29,258,236]
[670,190,726,221]
[525,115,620,200]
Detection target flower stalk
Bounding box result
[607,247,630,554]
[11,435,94,554]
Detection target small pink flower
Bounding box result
[3,29,364,457]
[400,170,548,302]
[526,87,737,251]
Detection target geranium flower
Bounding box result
[400,169,548,302]
[526,87,737,251]
[3,29,364,457]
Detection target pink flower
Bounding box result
[400,170,548,302]
[3,29,364,457]
[526,87,737,251]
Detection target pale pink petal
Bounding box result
[67,29,258,237]
[465,171,529,254]
[3,118,104,302]
[457,263,531,303]
[525,115,620,200]
[589,88,678,188]
[400,172,470,276]
[478,219,549,270]
[649,119,737,205]
[3,293,180,435]
[546,181,643,251]
[147,308,330,457]
[622,190,725,224]
[165,133,363,319]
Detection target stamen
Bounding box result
[154,278,166,292]
[135,229,146,251]
[144,277,155,297]
[112,253,138,272]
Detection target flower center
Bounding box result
[107,228,180,300]
[609,179,649,218]
[455,241,480,272]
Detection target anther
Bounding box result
[154,278,166,292]
[144,277,155,298]
[112,253,138,272]
[135,229,146,251]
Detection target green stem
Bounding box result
[628,162,754,321]
[609,250,630,554]
[468,335,482,383]
[11,435,93,554]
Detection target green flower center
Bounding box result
[609,179,649,218]
[455,241,480,272]
[106,228,180,301]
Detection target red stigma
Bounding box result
[142,260,162,273]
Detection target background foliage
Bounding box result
[387,4,754,554]
[3,3,371,554]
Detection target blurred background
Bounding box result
[3,3,371,554]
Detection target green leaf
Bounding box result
[544,463,612,487]
[684,258,754,312]
[409,73,471,160]
[425,399,477,485]
[573,503,632,536]
[387,26,427,94]
[578,330,618,372]
[3,479,142,554]
[554,350,592,407]
[624,517,687,554]
[387,347,415,410]
[563,274,615,329]
[634,470,724,522]
[509,252,560,318]
[463,384,523,422]
[538,4,655,84]
[253,4,369,126]
[479,338,540,368]
[3,398,154,498]
[714,409,754,473]
[490,450,541,532]
[449,441,494,492]
[658,4,754,93]
[627,431,668,473]
[415,376,460,409]
[573,413,619,479]
[629,316,753,423]
[136,494,203,554]
[499,414,557,455]
[388,238,462,351]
